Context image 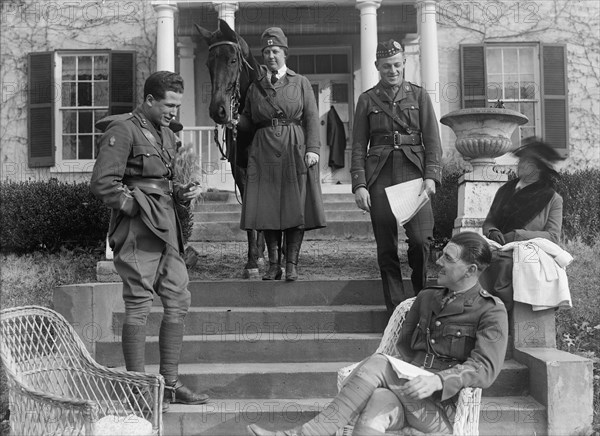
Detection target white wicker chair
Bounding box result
[0,306,164,435]
[336,297,482,436]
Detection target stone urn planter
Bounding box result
[440,107,529,166]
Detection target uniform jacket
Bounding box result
[350,80,442,193]
[90,106,186,253]
[483,188,563,244]
[395,283,508,401]
[238,66,326,230]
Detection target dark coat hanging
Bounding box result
[327,106,346,169]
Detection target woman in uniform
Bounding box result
[237,27,325,281]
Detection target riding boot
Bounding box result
[159,322,209,405]
[284,228,304,281]
[262,230,282,280]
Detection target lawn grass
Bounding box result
[1,237,598,432]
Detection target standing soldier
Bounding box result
[91,71,208,409]
[351,40,442,317]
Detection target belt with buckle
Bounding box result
[370,132,422,147]
[123,176,173,194]
[256,118,302,129]
[414,351,460,370]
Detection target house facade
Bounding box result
[1,0,598,190]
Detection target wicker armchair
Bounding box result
[336,297,482,436]
[0,306,164,436]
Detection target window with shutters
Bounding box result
[27,50,136,170]
[460,43,568,154]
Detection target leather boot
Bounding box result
[164,379,209,405]
[262,230,282,280]
[284,228,304,281]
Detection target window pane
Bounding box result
[63,136,77,159]
[487,78,503,101]
[78,56,92,80]
[331,83,348,103]
[63,110,77,133]
[287,55,298,72]
[504,75,519,100]
[520,74,536,99]
[79,135,93,159]
[95,110,108,132]
[62,56,76,80]
[62,82,76,106]
[315,55,330,74]
[519,48,534,74]
[332,54,348,73]
[94,82,109,106]
[486,48,502,74]
[502,49,518,73]
[78,82,92,106]
[79,110,93,133]
[298,55,315,74]
[94,55,109,80]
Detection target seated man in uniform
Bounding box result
[247,231,508,435]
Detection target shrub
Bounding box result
[431,170,463,247]
[1,180,110,253]
[556,169,600,245]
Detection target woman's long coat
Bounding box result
[239,67,326,231]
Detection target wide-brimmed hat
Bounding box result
[513,137,565,173]
[261,27,288,50]
[376,39,404,59]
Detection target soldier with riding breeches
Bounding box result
[351,40,443,317]
[91,71,208,408]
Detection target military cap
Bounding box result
[261,27,288,50]
[376,39,404,59]
[513,137,565,173]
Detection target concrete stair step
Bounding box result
[114,305,389,336]
[96,333,381,367]
[160,395,546,436]
[194,201,361,213]
[190,221,374,241]
[193,209,369,222]
[181,279,388,307]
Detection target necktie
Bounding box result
[270,70,278,85]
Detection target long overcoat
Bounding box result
[239,67,326,231]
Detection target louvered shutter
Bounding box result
[541,44,568,155]
[460,45,487,108]
[109,51,136,115]
[28,52,55,167]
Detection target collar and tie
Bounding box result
[440,291,457,309]
[270,70,278,85]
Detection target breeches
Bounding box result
[369,157,433,314]
[351,354,454,435]
[113,217,191,325]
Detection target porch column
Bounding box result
[356,0,382,92]
[177,36,197,127]
[154,3,177,72]
[213,1,238,29]
[416,0,441,120]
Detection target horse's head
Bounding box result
[196,19,256,125]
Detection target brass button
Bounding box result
[430,339,435,344]
[411,105,415,109]
[146,153,150,157]
[394,145,399,150]
[435,321,441,327]
[456,331,462,337]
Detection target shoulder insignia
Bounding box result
[94,113,133,132]
[407,81,422,89]
[480,289,503,304]
[404,84,411,92]
[109,136,116,146]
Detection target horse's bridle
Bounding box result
[208,40,254,160]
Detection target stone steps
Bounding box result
[160,396,546,436]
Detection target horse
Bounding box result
[195,19,265,278]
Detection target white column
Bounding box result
[402,33,421,85]
[417,0,441,121]
[177,36,197,127]
[213,1,238,29]
[154,3,178,72]
[356,0,382,92]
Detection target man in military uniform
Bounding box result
[247,231,508,436]
[91,71,208,408]
[351,39,442,317]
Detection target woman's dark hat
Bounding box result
[513,137,565,172]
[261,27,288,50]
[376,39,404,59]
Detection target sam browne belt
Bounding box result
[256,118,302,129]
[122,176,173,195]
[370,132,422,147]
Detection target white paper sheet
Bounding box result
[382,354,433,379]
[384,179,430,225]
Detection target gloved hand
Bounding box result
[487,229,506,245]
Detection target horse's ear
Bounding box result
[218,18,237,42]
[195,24,213,43]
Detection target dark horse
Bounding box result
[195,19,264,278]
